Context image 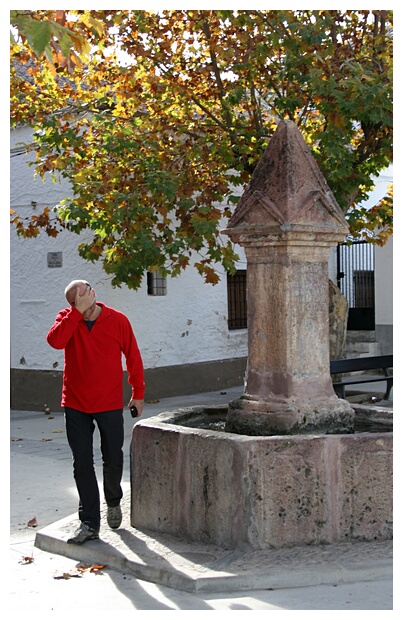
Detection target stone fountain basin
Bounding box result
[130,405,392,550]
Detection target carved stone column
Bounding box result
[223,120,354,435]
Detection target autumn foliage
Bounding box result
[10,10,393,288]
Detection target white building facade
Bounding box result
[10,126,393,410]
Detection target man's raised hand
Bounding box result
[75,286,95,315]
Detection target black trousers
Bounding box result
[65,407,124,531]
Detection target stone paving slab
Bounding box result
[35,493,392,594]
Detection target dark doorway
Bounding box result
[337,241,375,330]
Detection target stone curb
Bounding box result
[34,495,392,594]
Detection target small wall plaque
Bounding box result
[47,252,63,268]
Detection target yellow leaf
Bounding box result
[74,170,88,183]
[53,157,65,170]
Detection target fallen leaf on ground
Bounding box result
[90,564,107,574]
[41,438,52,442]
[52,429,64,433]
[11,438,23,441]
[28,517,38,527]
[77,563,107,575]
[77,564,89,572]
[54,571,83,580]
[19,555,34,564]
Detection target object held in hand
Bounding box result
[130,405,138,418]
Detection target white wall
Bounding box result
[10,126,248,373]
[375,237,393,326]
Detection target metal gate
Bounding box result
[337,241,375,330]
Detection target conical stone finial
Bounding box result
[226,119,349,238]
[223,120,354,435]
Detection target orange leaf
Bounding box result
[90,564,107,573]
[77,563,107,574]
[28,517,38,527]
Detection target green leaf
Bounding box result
[24,20,54,57]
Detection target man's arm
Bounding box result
[46,287,95,349]
[46,307,83,349]
[120,316,145,417]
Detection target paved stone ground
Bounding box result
[35,492,393,594]
[10,385,394,610]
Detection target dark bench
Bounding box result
[330,354,393,400]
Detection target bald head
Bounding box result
[64,280,90,303]
[64,279,99,321]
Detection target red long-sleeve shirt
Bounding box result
[46,302,145,413]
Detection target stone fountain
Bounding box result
[130,120,392,550]
[223,119,354,436]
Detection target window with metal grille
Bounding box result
[147,271,167,296]
[227,270,247,330]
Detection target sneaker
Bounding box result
[67,522,99,545]
[107,504,122,529]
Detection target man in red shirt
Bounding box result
[47,279,145,544]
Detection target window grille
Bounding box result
[227,270,247,330]
[147,271,167,296]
